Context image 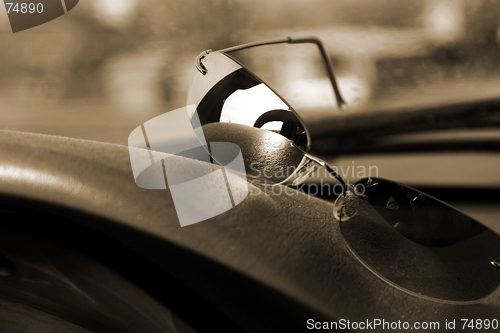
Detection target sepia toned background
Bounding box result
[1,0,500,190]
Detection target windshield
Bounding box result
[2,0,499,142]
[2,0,500,190]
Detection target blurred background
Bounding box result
[2,0,500,145]
[0,0,500,144]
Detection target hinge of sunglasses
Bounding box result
[195,50,212,75]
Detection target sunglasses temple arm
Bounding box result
[217,36,346,110]
[287,37,346,110]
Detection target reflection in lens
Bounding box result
[201,122,304,184]
[193,59,308,147]
[187,52,310,184]
[339,177,500,301]
[220,84,287,125]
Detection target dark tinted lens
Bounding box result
[188,52,308,148]
[339,178,500,301]
[187,52,309,183]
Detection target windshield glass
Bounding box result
[2,0,500,145]
[2,0,500,196]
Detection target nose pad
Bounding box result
[333,191,358,221]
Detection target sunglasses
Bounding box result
[187,36,500,302]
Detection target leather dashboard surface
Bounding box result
[0,130,498,332]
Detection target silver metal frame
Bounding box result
[192,37,353,188]
[195,36,346,110]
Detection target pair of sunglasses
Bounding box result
[186,36,500,302]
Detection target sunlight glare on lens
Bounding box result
[220,83,289,126]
